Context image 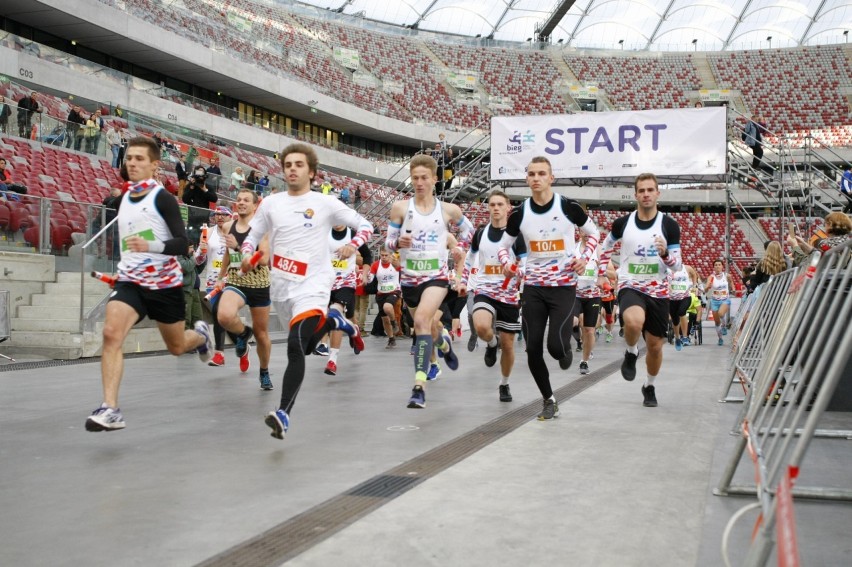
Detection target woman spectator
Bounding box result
[229,166,245,197]
[245,169,259,192]
[788,212,852,266]
[750,241,786,289]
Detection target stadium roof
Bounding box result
[294,0,852,51]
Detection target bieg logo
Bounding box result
[504,130,535,155]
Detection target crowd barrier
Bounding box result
[714,240,852,566]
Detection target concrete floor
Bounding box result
[1,323,850,566]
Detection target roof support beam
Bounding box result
[409,0,440,30]
[486,0,521,40]
[646,0,675,50]
[536,0,577,42]
[799,0,827,46]
[723,0,754,50]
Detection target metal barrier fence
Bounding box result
[714,240,852,566]
[719,258,817,404]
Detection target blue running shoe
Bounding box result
[194,321,213,364]
[718,337,724,346]
[235,325,254,359]
[426,362,442,381]
[721,326,728,336]
[681,337,690,347]
[328,309,355,335]
[265,409,289,440]
[259,370,273,391]
[437,332,459,371]
[407,386,426,408]
[675,338,682,351]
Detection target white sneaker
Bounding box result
[85,404,125,431]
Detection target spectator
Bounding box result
[16,91,41,138]
[320,179,333,195]
[353,186,363,210]
[114,104,124,118]
[750,241,786,289]
[229,166,245,194]
[340,186,350,205]
[257,173,269,195]
[178,244,203,330]
[431,143,453,195]
[106,124,121,168]
[840,165,852,214]
[90,110,105,155]
[183,167,218,243]
[245,169,259,192]
[175,153,189,198]
[116,128,129,166]
[83,112,100,154]
[0,95,12,135]
[65,105,84,150]
[0,157,11,192]
[206,158,221,176]
[743,115,768,173]
[153,131,164,149]
[788,212,852,266]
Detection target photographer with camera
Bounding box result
[182,166,218,244]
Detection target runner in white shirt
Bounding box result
[597,173,682,408]
[667,265,692,350]
[385,154,474,409]
[705,259,734,346]
[85,137,213,432]
[574,233,601,375]
[370,247,402,348]
[195,205,231,367]
[238,144,373,440]
[458,190,525,402]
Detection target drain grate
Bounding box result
[196,356,625,567]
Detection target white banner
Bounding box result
[490,108,727,180]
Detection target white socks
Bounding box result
[644,374,657,387]
[626,343,639,355]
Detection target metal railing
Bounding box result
[714,239,852,566]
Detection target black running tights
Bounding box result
[278,315,332,414]
[521,286,576,400]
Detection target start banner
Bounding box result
[490,107,727,180]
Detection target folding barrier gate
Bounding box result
[714,240,852,566]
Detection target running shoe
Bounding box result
[499,384,512,402]
[437,332,459,370]
[234,325,254,359]
[642,385,658,407]
[559,350,573,370]
[407,385,426,408]
[208,351,225,367]
[85,404,125,432]
[579,360,590,375]
[484,344,498,368]
[621,351,638,381]
[194,321,213,364]
[259,370,273,390]
[467,332,478,352]
[537,398,560,420]
[605,332,613,343]
[718,337,724,346]
[675,338,682,352]
[386,337,397,349]
[409,344,416,355]
[619,328,624,337]
[313,343,330,356]
[348,324,365,355]
[239,343,251,373]
[575,340,583,352]
[595,326,602,337]
[324,360,337,376]
[721,326,728,336]
[265,409,289,440]
[427,362,442,381]
[681,337,691,347]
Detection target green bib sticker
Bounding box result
[121,228,155,251]
[627,262,659,275]
[406,258,440,272]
